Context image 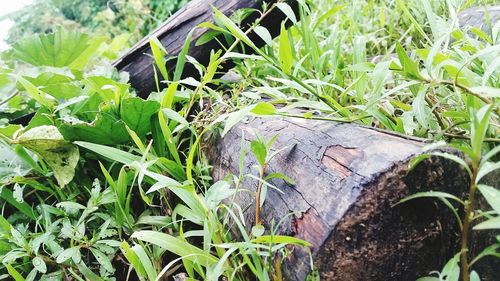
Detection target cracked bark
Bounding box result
[207,116,497,281]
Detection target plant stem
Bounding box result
[0,91,19,107]
[443,133,500,143]
[460,164,478,281]
[255,166,265,226]
[436,80,490,104]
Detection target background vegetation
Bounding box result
[1,0,188,46]
[0,0,498,280]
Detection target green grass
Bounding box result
[0,0,498,280]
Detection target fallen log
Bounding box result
[209,116,496,281]
[113,0,298,98]
[458,5,500,32]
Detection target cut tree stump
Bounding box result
[113,0,298,98]
[208,116,497,281]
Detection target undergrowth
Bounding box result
[0,0,498,280]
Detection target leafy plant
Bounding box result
[399,105,499,281]
[0,0,498,279]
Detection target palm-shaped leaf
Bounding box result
[12,27,105,70]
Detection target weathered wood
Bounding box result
[459,5,500,32]
[209,116,497,281]
[113,0,298,98]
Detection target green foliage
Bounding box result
[3,0,188,47]
[0,0,498,280]
[12,27,106,70]
[14,125,79,187]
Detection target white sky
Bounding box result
[0,0,33,51]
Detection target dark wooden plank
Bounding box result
[114,0,298,98]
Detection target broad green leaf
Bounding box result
[276,3,297,23]
[0,214,11,231]
[25,107,54,132]
[60,97,159,145]
[265,172,295,185]
[161,82,179,109]
[174,29,195,81]
[120,97,160,136]
[15,126,79,187]
[221,106,253,137]
[251,225,265,237]
[412,85,430,128]
[75,142,140,165]
[0,188,36,220]
[130,244,157,281]
[477,162,500,184]
[0,142,31,180]
[254,26,273,46]
[0,124,21,138]
[473,217,500,230]
[16,76,52,108]
[440,253,460,281]
[251,102,276,115]
[56,247,80,263]
[477,185,500,213]
[470,271,481,281]
[158,111,182,165]
[76,260,103,281]
[395,42,423,80]
[279,23,293,75]
[313,5,345,30]
[131,230,218,267]
[25,72,82,100]
[120,242,148,280]
[471,105,493,160]
[204,180,234,209]
[212,7,256,50]
[12,27,105,70]
[5,264,25,281]
[251,140,267,168]
[84,76,129,103]
[59,112,129,145]
[32,256,47,273]
[90,248,114,273]
[150,36,169,81]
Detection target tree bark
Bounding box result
[208,116,497,281]
[113,0,298,98]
